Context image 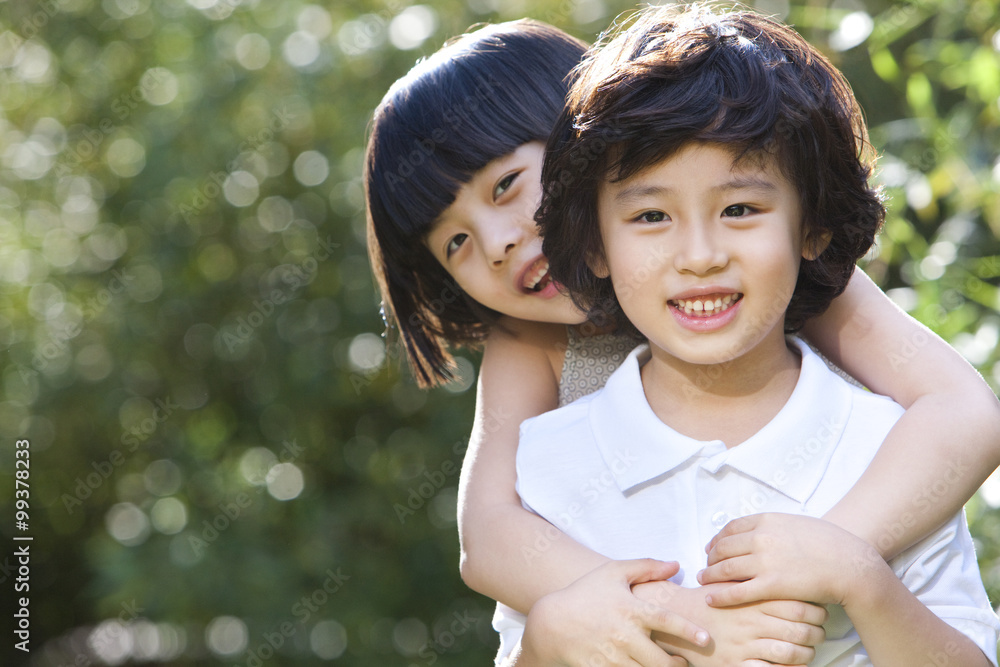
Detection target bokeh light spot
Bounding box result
[348,333,385,372]
[283,31,320,68]
[298,5,334,39]
[235,33,271,70]
[141,67,179,106]
[240,447,278,485]
[266,462,304,500]
[389,6,437,50]
[150,497,188,534]
[392,617,428,657]
[205,616,248,657]
[105,502,151,546]
[257,196,294,232]
[829,11,873,51]
[293,150,329,187]
[442,356,476,394]
[144,459,184,496]
[223,171,259,207]
[310,619,348,659]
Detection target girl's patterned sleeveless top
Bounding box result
[558,327,639,407]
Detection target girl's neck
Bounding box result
[640,336,802,448]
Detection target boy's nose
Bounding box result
[673,223,728,275]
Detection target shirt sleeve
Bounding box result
[893,509,1000,666]
[492,602,526,666]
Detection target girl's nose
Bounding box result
[491,243,516,266]
[483,216,528,267]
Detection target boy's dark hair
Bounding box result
[365,20,588,386]
[538,4,885,336]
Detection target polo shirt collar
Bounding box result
[589,338,853,504]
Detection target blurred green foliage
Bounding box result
[0,0,997,665]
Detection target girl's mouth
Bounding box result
[669,293,743,316]
[521,258,553,293]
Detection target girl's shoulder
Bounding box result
[482,317,569,385]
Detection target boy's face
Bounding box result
[596,142,820,367]
[425,141,586,325]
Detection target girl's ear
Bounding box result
[586,250,610,278]
[802,228,832,261]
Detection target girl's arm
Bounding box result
[700,514,995,667]
[457,317,609,610]
[802,269,1000,559]
[703,268,1000,609]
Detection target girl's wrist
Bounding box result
[840,541,895,611]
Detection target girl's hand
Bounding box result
[698,513,886,608]
[519,559,709,667]
[635,581,827,667]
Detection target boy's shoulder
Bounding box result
[516,350,636,493]
[796,337,905,443]
[517,388,602,472]
[520,385,599,433]
[813,346,904,422]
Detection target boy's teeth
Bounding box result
[674,294,739,316]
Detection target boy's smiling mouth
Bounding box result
[669,293,743,316]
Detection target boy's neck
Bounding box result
[639,335,802,448]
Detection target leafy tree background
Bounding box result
[0,0,998,665]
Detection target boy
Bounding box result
[497,5,1000,666]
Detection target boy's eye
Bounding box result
[446,233,468,257]
[493,172,518,200]
[635,210,667,224]
[722,204,751,217]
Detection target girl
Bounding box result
[364,18,1000,667]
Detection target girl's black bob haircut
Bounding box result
[538,4,885,337]
[365,20,588,386]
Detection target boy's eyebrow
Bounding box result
[713,176,780,195]
[612,176,779,204]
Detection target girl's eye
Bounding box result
[446,233,468,257]
[722,204,751,217]
[493,172,518,200]
[635,210,667,224]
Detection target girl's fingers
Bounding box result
[705,514,759,553]
[581,631,682,667]
[704,579,762,607]
[747,637,817,666]
[618,558,682,585]
[698,554,756,585]
[760,599,830,628]
[638,606,710,647]
[704,531,756,565]
[627,635,693,667]
[777,619,826,649]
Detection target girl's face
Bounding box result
[425,141,586,325]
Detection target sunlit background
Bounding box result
[0,0,998,664]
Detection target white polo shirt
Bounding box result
[494,337,999,666]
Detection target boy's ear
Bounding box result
[586,250,610,278]
[802,228,833,261]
